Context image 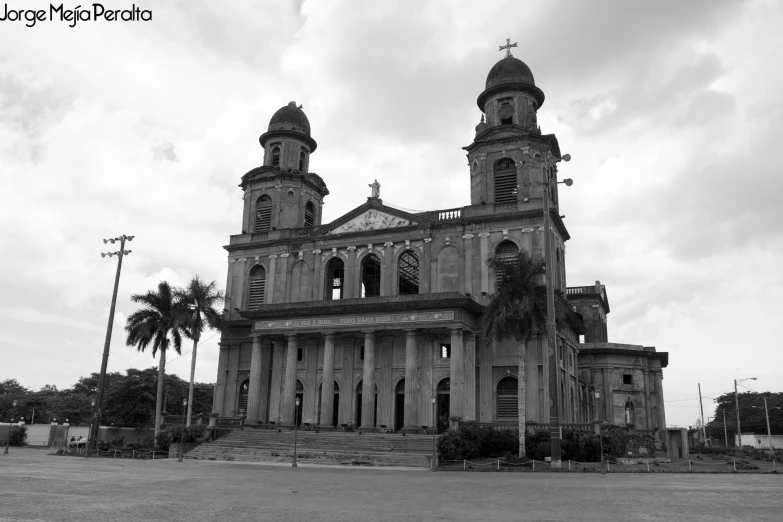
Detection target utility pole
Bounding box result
[734,379,742,447]
[763,398,773,455]
[91,235,133,451]
[698,383,707,445]
[723,409,728,447]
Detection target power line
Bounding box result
[165,331,220,365]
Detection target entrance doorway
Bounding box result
[436,378,450,433]
[295,380,304,427]
[355,380,378,428]
[394,379,405,431]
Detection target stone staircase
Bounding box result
[186,428,434,468]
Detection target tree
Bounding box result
[175,275,223,426]
[483,250,569,458]
[125,281,183,439]
[707,391,783,443]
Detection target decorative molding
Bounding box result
[280,253,290,258]
[298,251,304,260]
[238,258,247,263]
[521,228,534,233]
[269,254,278,259]
[332,209,416,234]
[228,259,237,264]
[445,237,450,245]
[405,240,411,248]
[462,234,474,239]
[502,229,509,239]
[478,232,490,238]
[332,247,338,255]
[313,249,322,255]
[384,242,394,247]
[346,246,357,251]
[423,238,433,243]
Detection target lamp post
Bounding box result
[733,377,756,447]
[431,394,437,471]
[752,399,775,456]
[593,391,605,474]
[91,234,134,451]
[518,152,573,468]
[4,400,17,455]
[85,399,96,459]
[178,398,187,463]
[293,397,300,468]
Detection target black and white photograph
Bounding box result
[1,1,781,520]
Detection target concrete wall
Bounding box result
[0,424,153,447]
[736,433,783,449]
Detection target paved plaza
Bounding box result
[0,449,781,521]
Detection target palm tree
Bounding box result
[125,281,183,439]
[175,276,223,427]
[483,250,569,458]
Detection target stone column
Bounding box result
[280,334,298,426]
[478,232,490,295]
[449,328,464,427]
[246,334,264,424]
[463,333,476,422]
[213,343,229,415]
[463,234,474,296]
[402,330,419,431]
[267,255,277,304]
[383,242,394,296]
[360,331,376,429]
[422,238,432,293]
[654,371,666,430]
[279,253,290,303]
[345,246,357,298]
[643,369,653,430]
[320,333,336,426]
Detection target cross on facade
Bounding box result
[499,38,518,58]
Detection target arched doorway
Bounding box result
[394,379,405,432]
[436,378,450,433]
[317,381,340,427]
[355,380,378,428]
[295,380,304,427]
[496,376,518,420]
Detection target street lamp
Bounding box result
[734,377,756,447]
[85,399,96,459]
[519,152,573,469]
[178,398,187,463]
[431,395,437,472]
[92,234,134,451]
[4,400,17,455]
[752,399,775,456]
[293,397,300,468]
[593,391,605,474]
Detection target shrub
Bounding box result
[437,425,517,461]
[3,426,28,446]
[154,424,206,450]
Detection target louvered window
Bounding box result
[271,146,281,167]
[325,257,344,300]
[494,157,517,204]
[247,266,266,310]
[398,250,419,295]
[254,195,273,233]
[304,201,315,227]
[494,240,519,288]
[238,381,249,414]
[496,377,518,419]
[298,151,306,171]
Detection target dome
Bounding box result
[485,56,535,89]
[268,101,311,135]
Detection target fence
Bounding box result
[435,457,778,473]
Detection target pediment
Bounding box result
[330,208,418,234]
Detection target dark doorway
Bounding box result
[355,380,378,428]
[395,379,405,431]
[436,378,450,433]
[295,393,303,427]
[332,393,339,427]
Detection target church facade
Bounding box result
[212,49,668,435]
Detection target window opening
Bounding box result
[437,379,450,392]
[498,103,514,125]
[496,377,518,419]
[623,374,633,385]
[494,157,517,204]
[398,250,419,295]
[296,380,304,392]
[247,265,266,310]
[494,240,519,288]
[325,257,345,300]
[297,347,303,362]
[255,195,273,232]
[360,345,364,360]
[304,201,315,228]
[238,381,249,415]
[271,146,281,167]
[298,151,306,171]
[361,254,381,297]
[441,344,451,358]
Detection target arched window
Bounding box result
[247,265,266,309]
[496,377,518,419]
[398,250,419,295]
[494,157,517,204]
[298,151,306,171]
[499,102,513,125]
[238,380,249,415]
[361,254,381,297]
[304,201,315,228]
[624,399,635,426]
[494,240,519,288]
[296,380,304,392]
[271,146,281,167]
[325,257,344,300]
[395,379,406,393]
[255,195,273,232]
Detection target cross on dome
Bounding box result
[499,38,518,58]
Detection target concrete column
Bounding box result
[402,330,419,431]
[266,255,277,304]
[320,333,336,426]
[422,238,432,293]
[463,333,476,422]
[654,371,666,430]
[246,334,264,423]
[463,234,474,296]
[449,328,464,425]
[213,343,229,415]
[278,253,290,303]
[479,337,492,422]
[383,242,394,295]
[360,331,376,429]
[280,334,298,426]
[644,369,653,430]
[345,246,357,298]
[479,232,490,294]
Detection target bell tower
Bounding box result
[238,101,329,234]
[463,41,561,213]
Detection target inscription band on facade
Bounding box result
[254,311,455,331]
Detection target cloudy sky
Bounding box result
[1,0,780,427]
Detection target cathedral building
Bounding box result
[212,47,668,436]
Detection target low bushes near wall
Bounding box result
[0,426,28,447]
[438,425,657,463]
[690,443,783,462]
[154,424,206,451]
